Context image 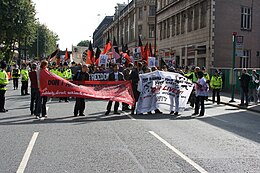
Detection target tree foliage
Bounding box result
[77,40,90,47]
[0,0,59,63]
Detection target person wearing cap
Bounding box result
[21,63,30,95]
[210,69,222,104]
[0,61,9,113]
[29,63,40,116]
[11,64,20,90]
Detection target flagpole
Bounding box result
[154,0,157,58]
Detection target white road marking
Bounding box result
[17,132,39,173]
[211,117,228,123]
[122,112,136,120]
[149,131,208,173]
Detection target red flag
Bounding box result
[142,43,149,64]
[87,41,94,64]
[49,46,59,62]
[64,48,69,61]
[40,69,135,106]
[103,36,112,54]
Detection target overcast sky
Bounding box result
[33,0,127,51]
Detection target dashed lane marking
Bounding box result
[17,132,39,173]
[149,131,208,173]
[211,117,229,123]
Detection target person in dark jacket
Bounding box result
[239,68,251,106]
[105,64,125,115]
[29,63,40,116]
[128,63,140,115]
[73,64,90,116]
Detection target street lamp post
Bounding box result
[230,32,237,102]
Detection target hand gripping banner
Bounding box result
[40,69,135,106]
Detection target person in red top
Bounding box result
[29,63,40,116]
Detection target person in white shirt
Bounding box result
[192,71,208,116]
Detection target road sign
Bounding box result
[236,36,244,57]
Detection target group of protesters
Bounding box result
[1,58,259,119]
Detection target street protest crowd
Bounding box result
[0,59,260,120]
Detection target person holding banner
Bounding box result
[105,64,125,115]
[192,71,209,117]
[36,60,48,119]
[73,64,90,117]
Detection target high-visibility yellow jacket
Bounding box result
[64,68,72,80]
[203,72,210,81]
[210,75,222,89]
[0,69,9,90]
[185,71,198,83]
[21,69,29,81]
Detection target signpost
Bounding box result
[230,32,237,102]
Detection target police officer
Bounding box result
[0,61,9,113]
[63,62,72,80]
[210,69,223,104]
[11,64,20,90]
[21,63,29,95]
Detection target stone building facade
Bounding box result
[157,0,260,69]
[102,0,156,52]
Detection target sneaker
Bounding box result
[170,111,175,114]
[36,116,40,119]
[198,114,204,117]
[0,109,7,113]
[192,113,198,116]
[105,110,110,115]
[79,113,85,116]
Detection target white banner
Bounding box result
[72,45,88,64]
[136,71,193,114]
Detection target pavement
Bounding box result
[208,91,260,114]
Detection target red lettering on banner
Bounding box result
[40,70,135,106]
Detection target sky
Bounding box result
[33,0,127,51]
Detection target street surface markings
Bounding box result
[149,131,208,173]
[122,112,136,120]
[17,132,39,173]
[210,117,229,123]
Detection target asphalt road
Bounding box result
[0,85,260,173]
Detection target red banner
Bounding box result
[40,69,135,106]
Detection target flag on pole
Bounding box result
[112,37,120,60]
[103,35,112,54]
[138,35,144,61]
[64,48,69,61]
[95,46,101,61]
[49,44,59,62]
[87,41,94,64]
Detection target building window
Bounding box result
[188,8,193,32]
[176,14,180,35]
[181,12,186,34]
[138,25,142,37]
[159,22,162,40]
[149,5,156,16]
[240,50,250,68]
[163,20,166,39]
[167,18,170,38]
[172,16,175,36]
[194,4,199,30]
[138,7,143,19]
[149,24,155,38]
[241,7,252,30]
[197,57,206,67]
[200,1,207,28]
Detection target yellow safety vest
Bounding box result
[0,70,9,90]
[21,69,29,81]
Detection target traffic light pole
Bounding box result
[229,32,237,102]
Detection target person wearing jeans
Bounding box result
[210,70,223,104]
[239,69,250,106]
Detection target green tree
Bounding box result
[77,40,90,47]
[0,0,37,63]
